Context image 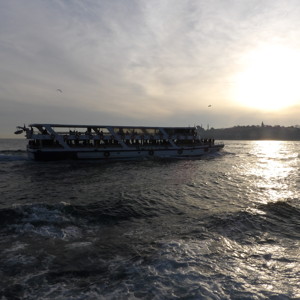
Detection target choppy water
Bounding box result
[0,139,299,299]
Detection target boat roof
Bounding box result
[29,123,196,130]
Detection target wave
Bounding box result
[0,150,27,161]
[0,154,28,161]
[205,200,300,241]
[257,200,300,234]
[0,203,88,240]
[1,201,299,299]
[0,200,157,233]
[3,198,299,239]
[0,150,26,153]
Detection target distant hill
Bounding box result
[199,125,300,140]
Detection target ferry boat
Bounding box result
[15,124,224,161]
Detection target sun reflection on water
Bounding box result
[244,141,298,204]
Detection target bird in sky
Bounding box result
[208,104,212,107]
[57,89,63,93]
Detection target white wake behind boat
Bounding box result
[15,123,224,161]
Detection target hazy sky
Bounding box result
[2,0,300,137]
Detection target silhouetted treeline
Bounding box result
[199,124,300,140]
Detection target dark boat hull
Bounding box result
[28,145,224,161]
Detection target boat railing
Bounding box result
[28,131,199,141]
[27,130,220,148]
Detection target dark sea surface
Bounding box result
[0,139,299,299]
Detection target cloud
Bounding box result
[1,0,300,137]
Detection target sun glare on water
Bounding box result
[234,45,300,111]
[247,141,297,203]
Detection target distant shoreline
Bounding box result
[200,124,300,141]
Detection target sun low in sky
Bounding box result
[234,45,300,111]
[1,1,300,137]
